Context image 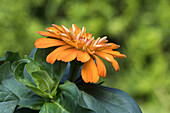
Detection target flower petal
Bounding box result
[72,24,77,34]
[57,48,77,62]
[35,38,66,48]
[61,37,77,48]
[100,50,126,58]
[95,51,114,62]
[76,51,91,63]
[46,45,72,64]
[37,31,57,38]
[46,27,60,33]
[105,43,120,49]
[93,55,106,78]
[72,24,81,36]
[81,58,99,83]
[52,24,64,33]
[111,58,120,72]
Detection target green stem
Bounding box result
[51,61,68,97]
[68,61,82,82]
[51,73,63,97]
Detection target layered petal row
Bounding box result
[35,24,126,83]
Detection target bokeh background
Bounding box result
[1,0,170,112]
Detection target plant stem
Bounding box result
[68,61,82,82]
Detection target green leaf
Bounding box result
[34,48,68,96]
[0,57,5,66]
[2,76,45,110]
[51,61,68,96]
[40,103,69,113]
[78,84,142,113]
[34,48,54,78]
[25,56,41,75]
[78,91,109,113]
[31,70,54,92]
[39,102,93,113]
[14,59,52,99]
[0,85,19,113]
[14,108,39,113]
[56,81,79,112]
[39,81,93,113]
[53,81,93,113]
[0,62,12,83]
[29,48,37,59]
[34,48,68,81]
[5,51,21,64]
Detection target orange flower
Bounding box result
[35,24,126,83]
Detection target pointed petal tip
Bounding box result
[37,31,42,34]
[115,67,120,72]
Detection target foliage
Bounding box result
[0,51,141,113]
[1,0,170,112]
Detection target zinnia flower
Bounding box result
[35,24,126,83]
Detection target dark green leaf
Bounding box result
[78,84,142,113]
[34,48,68,96]
[34,48,54,78]
[34,48,68,82]
[78,91,109,113]
[31,70,54,92]
[54,81,93,113]
[0,57,5,66]
[29,48,37,60]
[0,62,12,83]
[0,85,19,113]
[25,56,41,75]
[57,81,79,112]
[14,108,39,113]
[14,59,52,99]
[40,103,69,113]
[51,61,68,96]
[5,51,21,64]
[2,76,45,110]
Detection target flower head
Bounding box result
[35,24,126,83]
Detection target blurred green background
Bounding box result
[0,0,170,112]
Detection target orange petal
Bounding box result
[68,31,76,41]
[86,33,92,39]
[37,31,57,38]
[93,55,106,78]
[74,25,81,36]
[46,27,59,33]
[82,27,86,37]
[46,45,72,64]
[57,48,77,62]
[95,51,114,62]
[105,43,120,49]
[111,58,120,72]
[61,25,69,34]
[81,58,99,83]
[76,51,91,63]
[72,24,77,34]
[61,37,77,48]
[52,24,64,33]
[61,52,77,62]
[100,50,126,58]
[35,38,66,48]
[46,27,62,38]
